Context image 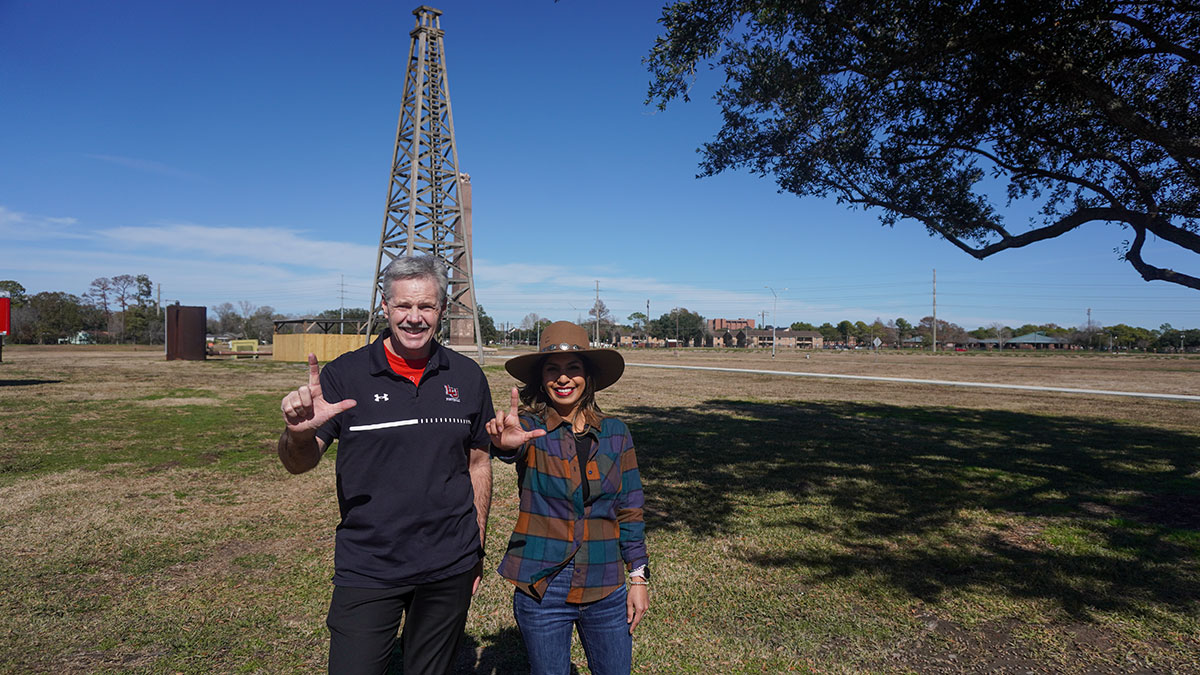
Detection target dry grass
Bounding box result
[1,345,1198,673]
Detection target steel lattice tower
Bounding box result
[367,5,483,361]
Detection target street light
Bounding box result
[764,286,787,358]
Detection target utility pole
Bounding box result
[765,286,785,358]
[932,268,937,353]
[594,280,600,345]
[645,299,650,345]
[339,275,346,334]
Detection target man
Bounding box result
[278,254,494,675]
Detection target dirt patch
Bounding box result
[887,614,1160,674]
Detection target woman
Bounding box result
[487,321,649,675]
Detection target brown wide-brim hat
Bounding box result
[504,321,625,392]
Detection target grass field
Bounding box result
[1,345,1198,673]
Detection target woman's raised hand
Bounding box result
[486,387,546,450]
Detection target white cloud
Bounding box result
[84,154,198,179]
[0,206,85,240]
[99,223,377,273]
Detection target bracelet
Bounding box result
[629,579,649,586]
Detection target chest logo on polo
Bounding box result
[444,384,460,403]
[374,393,389,402]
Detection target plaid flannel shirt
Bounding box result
[494,409,648,603]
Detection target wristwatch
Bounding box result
[629,564,649,581]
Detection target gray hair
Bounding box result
[381,254,448,306]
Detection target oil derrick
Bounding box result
[367,5,483,361]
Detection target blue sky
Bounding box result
[2,0,1196,331]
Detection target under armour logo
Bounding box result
[374,393,389,402]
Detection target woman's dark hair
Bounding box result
[518,354,606,421]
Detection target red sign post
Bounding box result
[0,294,9,363]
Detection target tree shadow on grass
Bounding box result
[0,378,61,386]
[385,625,585,674]
[623,399,1200,621]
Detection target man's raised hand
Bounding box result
[281,353,357,434]
[486,387,546,451]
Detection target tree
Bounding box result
[989,322,1012,349]
[514,313,547,345]
[588,298,616,343]
[123,274,161,344]
[894,318,914,345]
[241,306,276,343]
[648,1,1200,290]
[108,274,136,340]
[790,321,816,331]
[210,302,241,336]
[836,320,853,344]
[628,312,649,338]
[868,318,888,345]
[0,280,28,307]
[315,307,371,333]
[11,291,103,344]
[649,308,706,346]
[917,316,968,347]
[84,277,113,331]
[817,322,839,342]
[476,305,499,345]
[853,320,871,343]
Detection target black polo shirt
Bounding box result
[315,335,495,588]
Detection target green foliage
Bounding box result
[122,274,162,344]
[10,291,104,344]
[1155,325,1200,352]
[648,307,707,346]
[0,280,28,307]
[835,320,853,342]
[476,304,499,345]
[315,307,370,321]
[789,321,816,331]
[648,1,1200,289]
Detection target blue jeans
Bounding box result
[513,562,632,675]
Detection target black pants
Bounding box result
[326,567,476,675]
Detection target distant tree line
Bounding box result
[788,317,1199,352]
[6,276,1191,352]
[1,277,164,345]
[272,305,502,346]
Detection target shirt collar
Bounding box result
[368,330,447,377]
[543,407,602,435]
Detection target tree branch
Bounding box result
[1104,12,1200,66]
[847,199,1132,260]
[1125,225,1200,289]
[1143,217,1200,254]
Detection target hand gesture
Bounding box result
[280,353,357,434]
[486,388,546,451]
